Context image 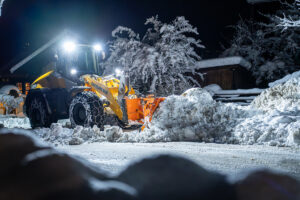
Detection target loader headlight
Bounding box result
[93,44,103,52]
[70,68,77,75]
[115,68,122,76]
[63,41,77,53]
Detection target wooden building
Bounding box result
[186,56,256,90]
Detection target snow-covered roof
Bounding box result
[194,56,251,70]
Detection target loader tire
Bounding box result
[28,96,52,128]
[69,91,104,129]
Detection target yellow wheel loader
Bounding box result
[20,34,164,129]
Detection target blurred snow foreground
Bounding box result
[5,129,300,200]
[1,73,300,147]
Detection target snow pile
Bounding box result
[252,77,300,112]
[233,110,300,146]
[34,124,124,145]
[268,70,300,87]
[120,87,300,146]
[241,75,300,146]
[0,115,31,129]
[118,88,249,143]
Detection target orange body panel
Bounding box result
[126,98,144,121]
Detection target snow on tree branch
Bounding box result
[0,0,5,16]
[104,16,204,96]
[112,26,139,39]
[277,14,300,30]
[277,0,300,30]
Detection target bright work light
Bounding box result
[93,44,103,52]
[115,68,122,76]
[70,68,77,75]
[63,41,76,53]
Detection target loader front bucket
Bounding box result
[125,96,165,130]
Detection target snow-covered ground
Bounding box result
[58,142,300,182]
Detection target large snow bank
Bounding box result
[121,87,300,146]
[128,88,247,143]
[233,110,300,146]
[245,75,300,146]
[252,77,300,112]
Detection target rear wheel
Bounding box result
[28,96,53,128]
[69,92,105,129]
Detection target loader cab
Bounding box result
[56,43,103,81]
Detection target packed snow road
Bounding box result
[58,142,300,182]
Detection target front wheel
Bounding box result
[69,92,105,129]
[28,96,53,128]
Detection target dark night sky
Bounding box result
[0,0,278,69]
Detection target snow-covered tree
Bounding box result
[103,16,204,96]
[223,1,300,86]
